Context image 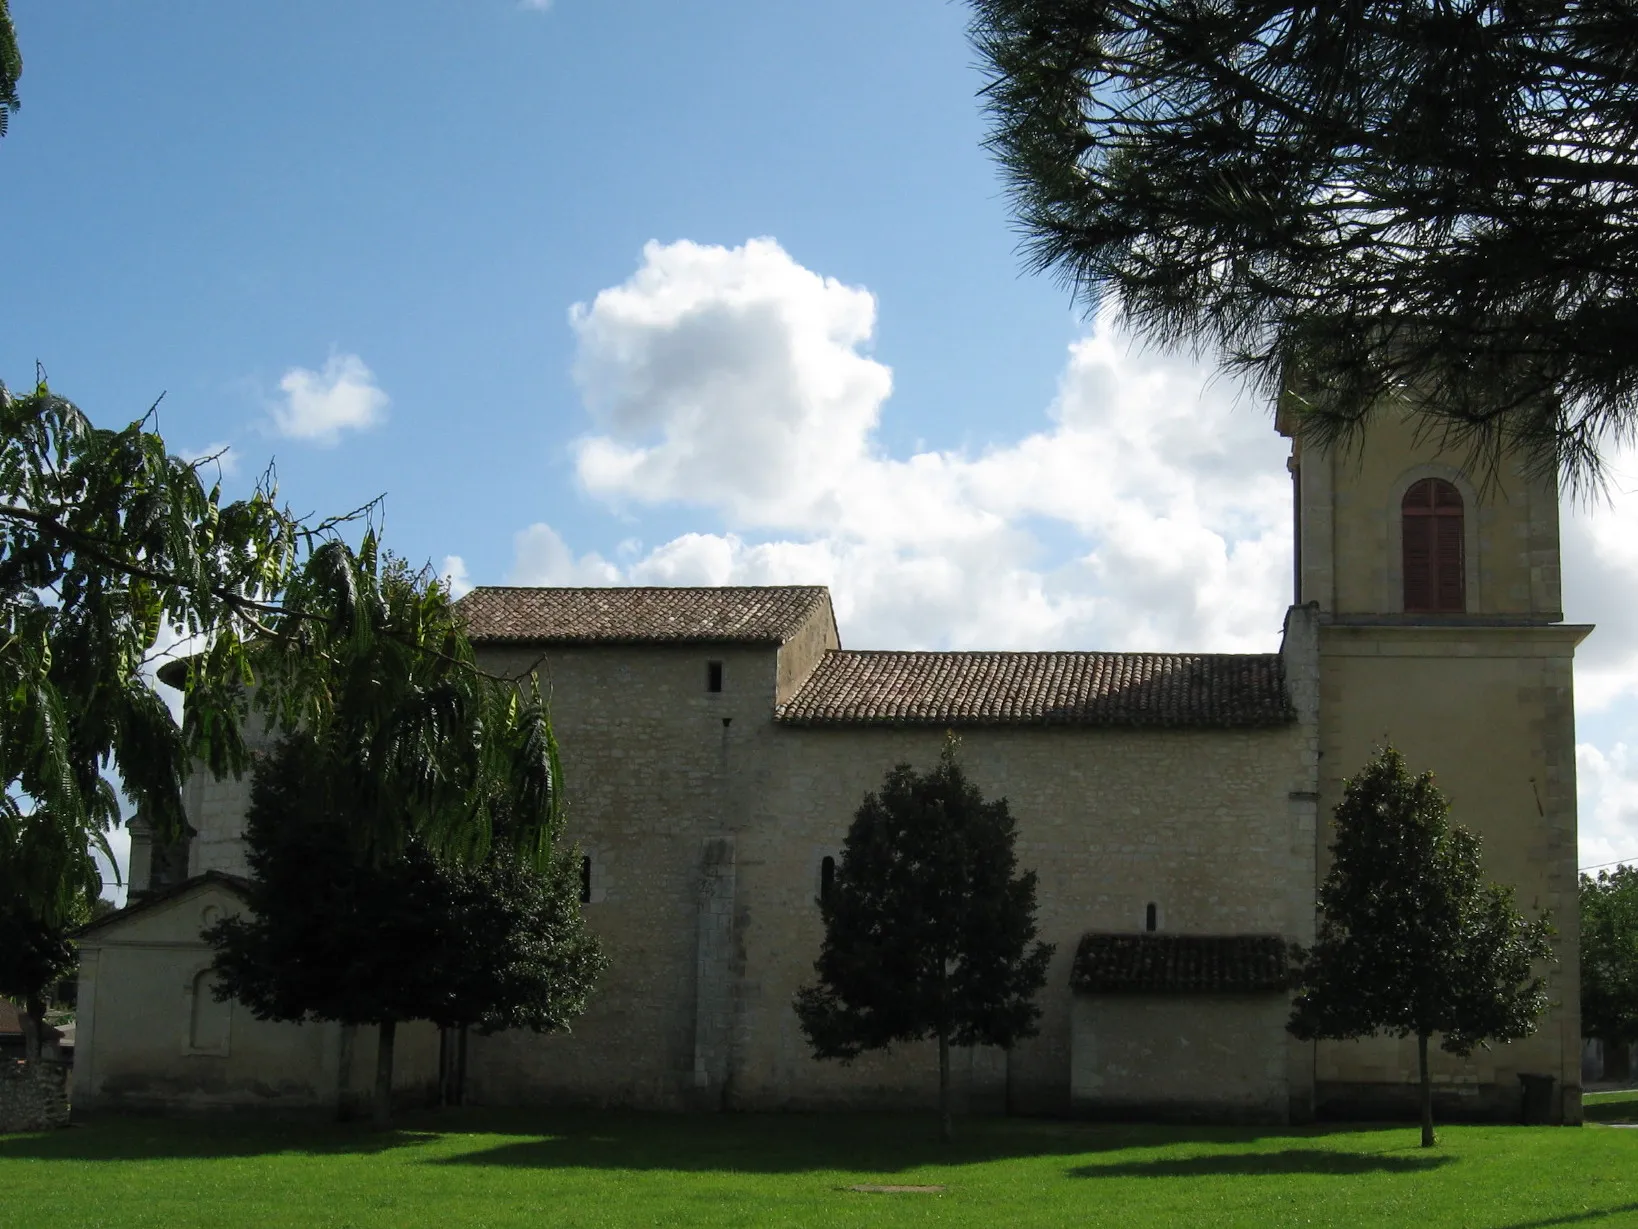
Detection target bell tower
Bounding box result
[1278,398,1591,1124]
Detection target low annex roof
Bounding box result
[75,871,251,938]
[456,586,833,647]
[776,650,1293,728]
[1072,934,1292,994]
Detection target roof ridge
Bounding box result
[815,647,1281,659]
[777,646,1294,728]
[463,584,828,593]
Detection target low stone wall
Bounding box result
[0,1060,70,1132]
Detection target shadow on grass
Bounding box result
[1583,1100,1638,1125]
[1490,1205,1638,1229]
[0,1109,1420,1178]
[0,1119,443,1163]
[1068,1147,1454,1179]
[427,1112,1404,1176]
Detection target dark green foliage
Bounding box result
[2,382,297,927]
[207,733,605,1116]
[1580,867,1638,1048]
[0,885,76,1059]
[795,740,1054,1139]
[244,542,566,867]
[3,380,563,936]
[972,1,1638,485]
[0,0,18,139]
[1288,747,1553,1145]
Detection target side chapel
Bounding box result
[72,403,1589,1123]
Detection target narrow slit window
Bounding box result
[820,856,836,906]
[580,855,592,904]
[1145,902,1158,932]
[706,661,724,692]
[1402,478,1465,613]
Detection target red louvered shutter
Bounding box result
[1403,512,1433,611]
[1402,478,1464,614]
[1434,514,1464,611]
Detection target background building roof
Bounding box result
[776,650,1293,728]
[457,586,833,646]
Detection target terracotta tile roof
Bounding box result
[456,586,833,646]
[0,999,63,1042]
[776,651,1293,728]
[1071,934,1292,994]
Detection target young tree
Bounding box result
[0,832,78,1059]
[208,733,605,1125]
[1288,747,1553,1147]
[1580,867,1638,1074]
[795,740,1054,1141]
[971,1,1638,484]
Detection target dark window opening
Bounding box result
[580,856,592,904]
[1402,478,1465,613]
[707,661,724,692]
[1145,902,1158,932]
[820,856,836,906]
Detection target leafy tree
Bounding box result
[1580,867,1638,1070]
[209,696,600,1121]
[0,832,78,1059]
[795,739,1054,1142]
[3,381,565,1085]
[0,0,19,139]
[2,381,298,931]
[971,1,1638,484]
[3,378,560,901]
[1288,747,1553,1147]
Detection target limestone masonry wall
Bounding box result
[468,629,1314,1115]
[1,1061,69,1132]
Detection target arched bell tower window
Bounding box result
[1402,478,1465,613]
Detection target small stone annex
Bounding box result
[74,405,1589,1124]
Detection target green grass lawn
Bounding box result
[2,1109,1633,1228]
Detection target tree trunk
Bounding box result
[373,1019,397,1127]
[1418,1032,1435,1148]
[938,1031,952,1143]
[22,994,47,1060]
[456,1025,468,1107]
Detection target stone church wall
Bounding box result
[1314,627,1584,1123]
[735,722,1312,1115]
[467,627,1314,1114]
[1069,994,1292,1122]
[467,642,790,1109]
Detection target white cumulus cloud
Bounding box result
[439,555,473,600]
[537,237,1291,653]
[268,352,388,445]
[517,236,1638,867]
[178,441,240,479]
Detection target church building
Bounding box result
[72,407,1589,1124]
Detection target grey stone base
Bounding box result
[1,1060,70,1132]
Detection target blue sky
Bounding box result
[6,0,1638,884]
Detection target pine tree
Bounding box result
[1288,747,1553,1146]
[795,739,1054,1141]
[971,1,1638,484]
